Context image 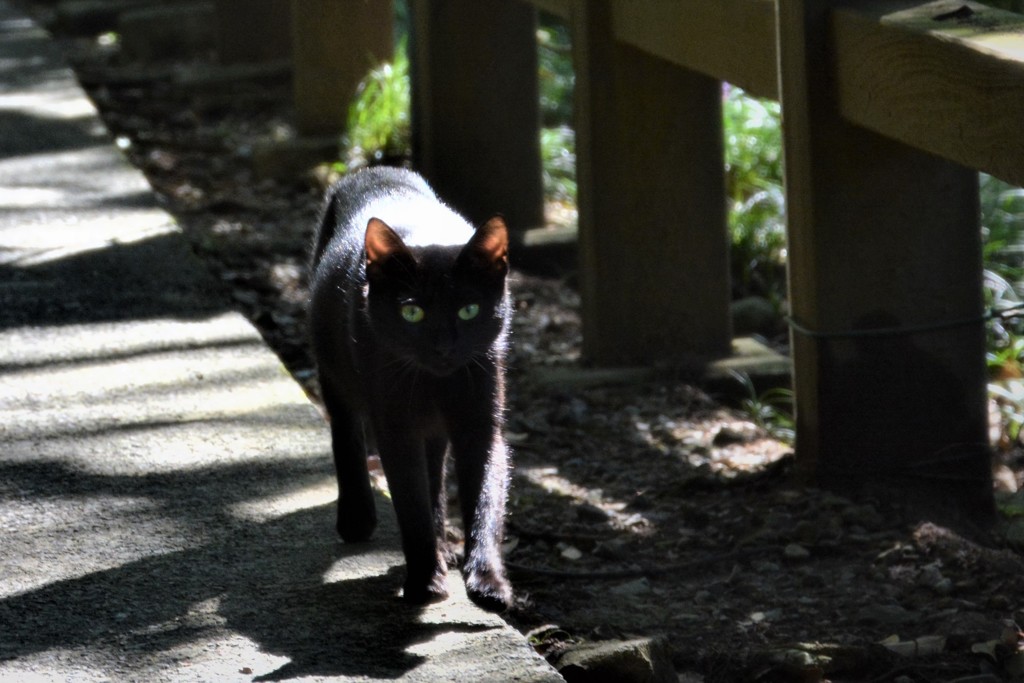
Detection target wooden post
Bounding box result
[409,0,544,232]
[777,0,993,529]
[570,1,732,364]
[290,0,393,136]
[216,0,291,64]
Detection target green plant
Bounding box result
[537,17,574,127]
[541,125,576,203]
[982,176,1024,448]
[730,370,795,444]
[723,86,787,302]
[341,38,411,170]
[981,173,1024,289]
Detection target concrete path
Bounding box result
[0,4,561,681]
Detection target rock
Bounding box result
[918,562,954,595]
[880,635,946,657]
[783,543,811,561]
[555,637,676,683]
[559,544,583,561]
[730,295,780,337]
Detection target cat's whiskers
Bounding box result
[378,354,418,383]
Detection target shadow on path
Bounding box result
[0,454,498,680]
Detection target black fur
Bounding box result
[308,167,513,612]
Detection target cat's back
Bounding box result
[314,168,475,270]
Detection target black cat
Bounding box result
[308,167,513,612]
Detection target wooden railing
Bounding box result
[406,0,1024,522]
[210,0,1023,521]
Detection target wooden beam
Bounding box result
[834,0,1024,187]
[779,0,994,530]
[571,0,732,364]
[612,0,778,99]
[523,0,570,19]
[215,0,291,64]
[409,0,544,231]
[519,0,777,97]
[290,0,393,136]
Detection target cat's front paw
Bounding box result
[336,499,376,543]
[402,570,449,605]
[464,567,512,613]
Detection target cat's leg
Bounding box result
[451,429,512,613]
[320,377,376,543]
[377,431,449,604]
[425,437,455,567]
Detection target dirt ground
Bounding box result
[37,15,1024,682]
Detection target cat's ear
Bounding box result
[460,216,509,277]
[365,217,405,264]
[364,218,413,279]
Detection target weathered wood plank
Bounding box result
[409,0,544,231]
[570,0,732,364]
[215,0,291,64]
[519,0,777,97]
[612,0,778,99]
[834,0,1024,187]
[523,0,569,19]
[779,0,993,529]
[290,0,393,136]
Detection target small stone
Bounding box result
[560,545,583,561]
[783,543,811,560]
[751,560,782,573]
[555,636,676,683]
[918,562,953,595]
[693,590,714,604]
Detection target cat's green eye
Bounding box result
[457,303,480,321]
[400,304,425,323]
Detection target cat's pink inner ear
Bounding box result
[475,216,509,267]
[364,217,404,265]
